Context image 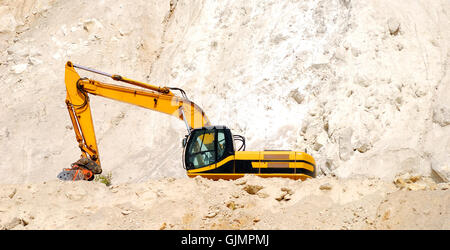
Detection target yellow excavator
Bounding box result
[58,61,316,181]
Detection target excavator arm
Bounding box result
[61,61,210,180]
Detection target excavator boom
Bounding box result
[63,61,210,178]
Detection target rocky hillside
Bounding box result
[0,0,449,184]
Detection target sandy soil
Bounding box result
[1,175,448,230]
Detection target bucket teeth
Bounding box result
[57,168,86,181]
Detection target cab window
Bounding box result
[217,131,226,160]
[186,130,216,169]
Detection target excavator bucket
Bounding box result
[57,158,100,181]
[57,167,93,181]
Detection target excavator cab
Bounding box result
[182,125,316,180]
[183,126,235,170]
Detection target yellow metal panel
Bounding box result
[187,164,216,173]
[289,151,296,168]
[295,152,315,172]
[294,162,314,172]
[251,162,267,168]
[235,151,260,160]
[216,155,235,168]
